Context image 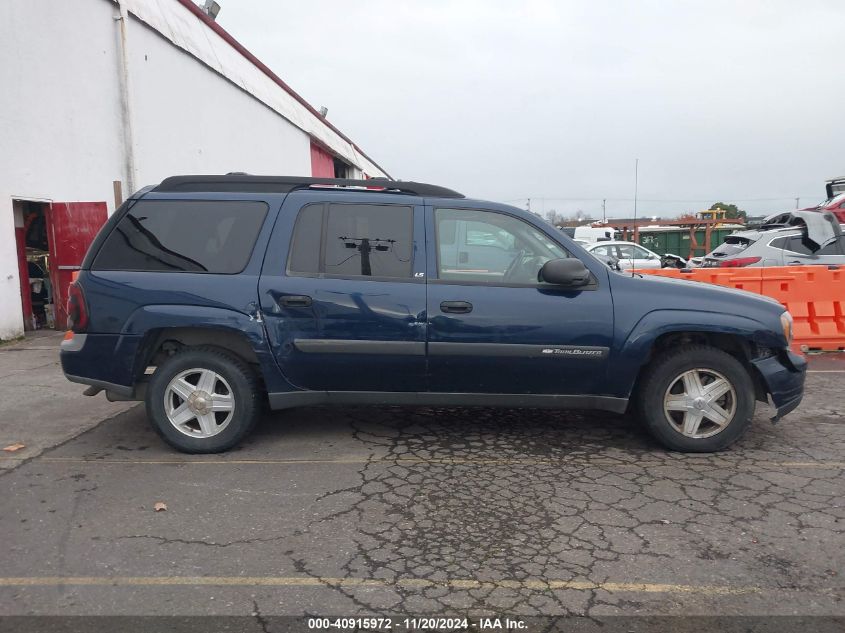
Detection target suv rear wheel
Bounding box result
[637,345,755,452]
[145,347,260,453]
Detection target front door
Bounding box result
[259,193,427,392]
[426,206,614,395]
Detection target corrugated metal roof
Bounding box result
[121,0,389,177]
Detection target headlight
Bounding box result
[780,311,793,345]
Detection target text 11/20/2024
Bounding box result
[307,617,528,630]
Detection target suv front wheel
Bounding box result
[637,345,756,452]
[145,347,261,453]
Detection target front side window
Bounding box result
[93,200,268,273]
[616,245,636,259]
[288,203,414,279]
[435,208,569,284]
[630,245,652,259]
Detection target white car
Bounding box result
[584,241,683,269]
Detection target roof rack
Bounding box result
[154,175,464,198]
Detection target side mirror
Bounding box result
[539,258,591,286]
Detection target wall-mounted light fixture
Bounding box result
[201,0,221,20]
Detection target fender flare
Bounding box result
[613,309,778,398]
[120,304,292,392]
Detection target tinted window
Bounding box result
[93,200,267,273]
[786,236,813,255]
[287,203,414,279]
[287,204,323,274]
[435,208,569,285]
[820,237,845,255]
[771,233,845,256]
[325,204,413,277]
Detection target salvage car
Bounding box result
[584,241,688,269]
[61,175,805,454]
[698,211,845,268]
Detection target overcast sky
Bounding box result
[218,1,842,219]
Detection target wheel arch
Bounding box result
[618,310,777,402]
[120,304,279,391]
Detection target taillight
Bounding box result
[718,256,761,268]
[67,282,89,333]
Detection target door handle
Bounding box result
[279,295,312,308]
[440,300,473,314]
[787,261,802,266]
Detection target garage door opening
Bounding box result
[310,140,352,179]
[12,199,108,331]
[14,201,52,330]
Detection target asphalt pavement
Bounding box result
[0,336,842,625]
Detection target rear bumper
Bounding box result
[751,350,807,421]
[60,332,140,397]
[65,373,135,397]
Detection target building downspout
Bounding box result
[114,1,137,196]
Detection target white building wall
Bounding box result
[0,0,125,340]
[127,15,311,185]
[124,0,386,178]
[0,0,386,340]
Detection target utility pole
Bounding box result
[633,159,639,222]
[795,197,800,209]
[527,198,531,213]
[602,199,606,222]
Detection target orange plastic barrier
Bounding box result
[634,266,845,352]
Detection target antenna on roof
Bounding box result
[632,158,639,278]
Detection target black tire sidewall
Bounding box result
[145,348,259,453]
[639,347,755,452]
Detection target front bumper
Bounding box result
[751,349,807,422]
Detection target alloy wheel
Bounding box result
[163,368,235,438]
[663,368,737,438]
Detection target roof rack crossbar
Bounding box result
[154,175,464,198]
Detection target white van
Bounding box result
[573,225,618,243]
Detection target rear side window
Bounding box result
[93,200,268,273]
[287,204,322,274]
[288,203,414,279]
[772,234,845,256]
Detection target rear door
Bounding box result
[47,202,108,329]
[259,192,427,392]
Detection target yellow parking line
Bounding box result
[29,456,845,469]
[0,575,757,595]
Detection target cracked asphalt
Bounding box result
[0,357,843,621]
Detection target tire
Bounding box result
[145,346,261,453]
[636,345,755,452]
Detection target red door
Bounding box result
[46,202,108,329]
[310,141,335,178]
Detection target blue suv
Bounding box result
[60,175,806,453]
